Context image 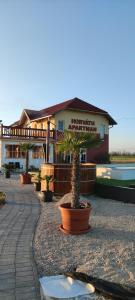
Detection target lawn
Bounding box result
[96,177,135,187]
[110,155,135,163]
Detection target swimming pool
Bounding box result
[96,163,135,180]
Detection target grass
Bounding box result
[110,155,135,163]
[96,177,135,187]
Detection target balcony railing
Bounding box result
[0,125,55,140]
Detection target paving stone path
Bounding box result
[0,175,41,300]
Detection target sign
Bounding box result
[68,118,97,132]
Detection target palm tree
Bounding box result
[58,131,102,208]
[20,143,35,173]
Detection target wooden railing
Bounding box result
[0,125,55,139]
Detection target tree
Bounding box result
[20,143,35,173]
[58,131,102,208]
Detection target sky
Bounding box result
[0,0,135,152]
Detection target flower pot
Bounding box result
[59,202,92,235]
[41,191,53,202]
[20,173,31,184]
[34,182,41,191]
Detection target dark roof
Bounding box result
[24,109,39,120]
[10,120,20,127]
[19,97,117,125]
[40,97,107,115]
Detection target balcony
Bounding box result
[0,125,55,140]
[0,125,64,141]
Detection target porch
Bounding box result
[0,124,58,169]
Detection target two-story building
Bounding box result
[0,97,117,170]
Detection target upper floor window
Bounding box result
[99,124,105,139]
[58,120,64,131]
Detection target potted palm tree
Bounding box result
[19,143,35,184]
[58,131,102,234]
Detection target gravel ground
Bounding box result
[34,194,135,299]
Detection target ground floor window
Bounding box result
[64,153,71,163]
[80,149,86,163]
[32,146,44,159]
[5,145,25,158]
[61,149,86,163]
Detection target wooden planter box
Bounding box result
[96,183,135,204]
[41,163,96,196]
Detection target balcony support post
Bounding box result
[46,120,50,163]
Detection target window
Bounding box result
[64,153,71,163]
[32,146,44,159]
[62,150,86,163]
[58,120,64,131]
[99,124,105,139]
[80,149,86,163]
[5,145,25,158]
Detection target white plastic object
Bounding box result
[39,275,95,300]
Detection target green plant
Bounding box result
[20,143,35,174]
[58,130,102,208]
[0,192,6,204]
[96,177,135,187]
[2,164,11,178]
[32,170,43,183]
[44,175,54,192]
[35,170,42,183]
[2,163,10,170]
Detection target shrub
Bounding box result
[0,192,6,204]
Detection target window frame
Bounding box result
[58,120,65,131]
[5,144,25,159]
[32,146,44,159]
[99,124,105,139]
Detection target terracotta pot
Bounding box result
[20,173,31,184]
[59,202,92,235]
[34,182,41,191]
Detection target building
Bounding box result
[0,97,117,170]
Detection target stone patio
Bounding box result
[0,175,41,300]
